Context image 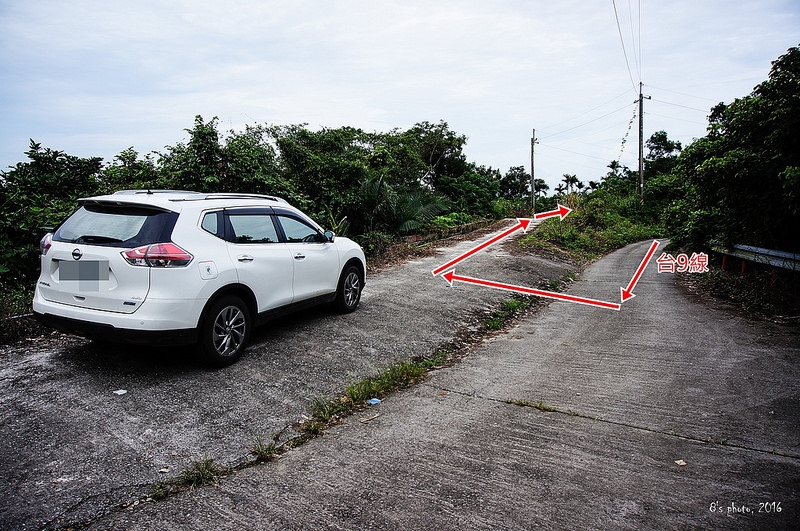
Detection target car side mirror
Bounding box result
[323,230,335,243]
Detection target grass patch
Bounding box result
[482,295,540,331]
[251,434,282,461]
[484,317,503,330]
[298,360,427,435]
[416,345,453,370]
[150,456,229,500]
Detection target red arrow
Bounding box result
[443,271,621,311]
[620,240,660,303]
[432,218,532,276]
[534,204,572,221]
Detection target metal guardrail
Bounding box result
[710,240,800,272]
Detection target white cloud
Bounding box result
[1,0,798,191]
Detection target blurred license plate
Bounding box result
[59,260,109,281]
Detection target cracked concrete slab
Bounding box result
[0,220,578,530]
[80,240,800,530]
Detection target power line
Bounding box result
[613,0,638,93]
[645,84,720,103]
[650,98,710,113]
[616,105,637,163]
[539,89,631,132]
[539,102,636,140]
[627,0,641,81]
[538,142,616,162]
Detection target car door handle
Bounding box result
[237,255,254,263]
[294,253,306,260]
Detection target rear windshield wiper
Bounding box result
[74,235,124,244]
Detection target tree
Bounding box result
[0,141,103,284]
[159,115,226,192]
[271,125,372,231]
[101,147,162,192]
[405,121,468,189]
[645,130,682,179]
[436,165,500,215]
[665,45,800,252]
[534,178,549,198]
[499,166,529,199]
[561,174,580,193]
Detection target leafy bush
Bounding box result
[427,212,474,231]
[521,191,661,262]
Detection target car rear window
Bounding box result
[53,204,179,247]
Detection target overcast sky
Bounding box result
[1,1,798,192]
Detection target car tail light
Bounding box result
[122,243,193,267]
[40,233,53,256]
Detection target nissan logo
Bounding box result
[72,248,82,260]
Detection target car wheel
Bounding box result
[200,295,251,367]
[334,265,362,313]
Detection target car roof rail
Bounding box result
[109,190,289,204]
[201,193,289,204]
[112,189,204,196]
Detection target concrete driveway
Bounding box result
[1,220,572,529]
[78,240,800,530]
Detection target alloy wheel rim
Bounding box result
[343,272,360,307]
[212,306,246,356]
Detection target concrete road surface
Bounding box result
[84,240,800,530]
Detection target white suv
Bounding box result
[33,190,366,366]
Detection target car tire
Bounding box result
[334,264,362,313]
[200,295,251,367]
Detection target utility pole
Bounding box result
[531,129,538,213]
[637,82,650,203]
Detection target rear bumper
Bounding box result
[33,311,197,345]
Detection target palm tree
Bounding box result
[561,174,579,193]
[361,173,397,233]
[393,191,450,234]
[533,178,549,199]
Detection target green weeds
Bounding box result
[251,435,282,461]
[149,456,228,500]
[521,192,660,263]
[482,296,539,331]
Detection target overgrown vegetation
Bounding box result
[2,46,798,318]
[681,268,800,318]
[663,46,800,254]
[520,191,661,263]
[519,47,799,315]
[0,120,533,297]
